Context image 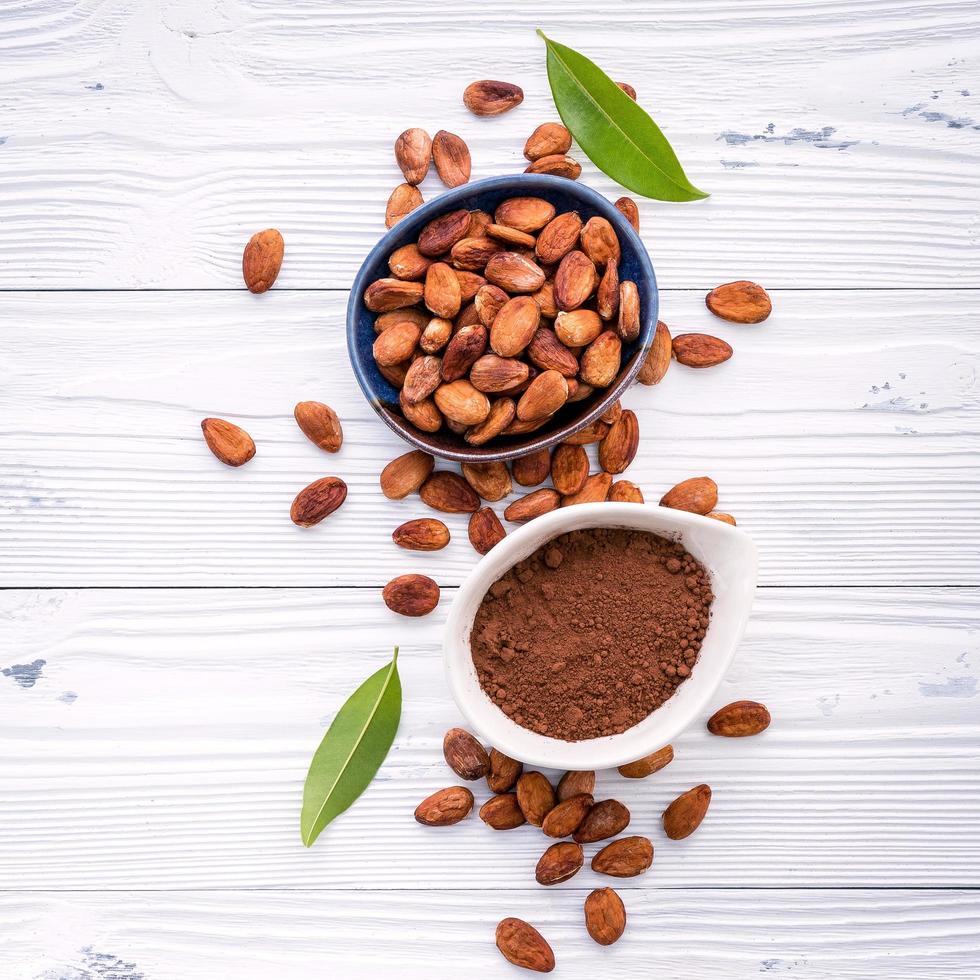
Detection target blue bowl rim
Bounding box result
[346,173,659,463]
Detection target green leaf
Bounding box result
[537,30,708,202]
[300,647,402,847]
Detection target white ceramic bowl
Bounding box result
[443,503,758,770]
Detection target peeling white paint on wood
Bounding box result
[0,2,978,287]
[3,890,979,980]
[1,289,977,587]
[0,586,977,890]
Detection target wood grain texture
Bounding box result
[0,2,977,287]
[1,586,977,890]
[1,288,977,587]
[3,890,979,979]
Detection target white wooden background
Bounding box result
[2,1,979,977]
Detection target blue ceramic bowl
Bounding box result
[347,174,658,462]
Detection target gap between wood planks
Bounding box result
[0,287,977,293]
[3,885,980,894]
[1,585,978,591]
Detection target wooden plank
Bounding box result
[3,890,979,979]
[0,2,977,287]
[1,288,976,587]
[1,586,977,890]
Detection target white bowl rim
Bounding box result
[443,503,758,770]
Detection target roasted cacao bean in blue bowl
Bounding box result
[347,174,658,462]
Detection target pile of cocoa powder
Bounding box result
[470,528,713,740]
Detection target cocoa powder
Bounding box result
[470,528,713,741]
